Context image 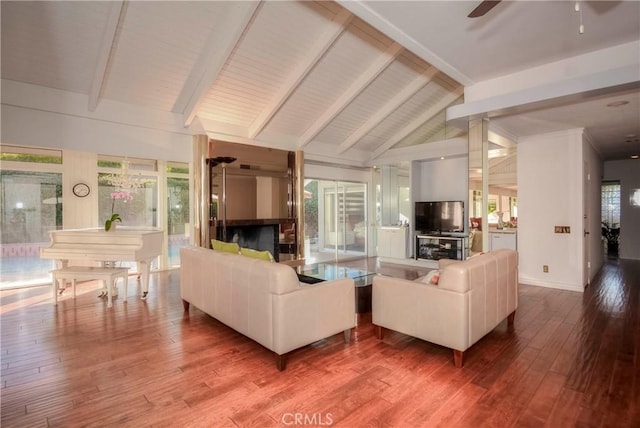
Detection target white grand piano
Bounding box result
[41,227,163,298]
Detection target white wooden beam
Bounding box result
[369,87,463,160]
[488,152,516,170]
[88,1,124,112]
[297,42,404,148]
[488,172,518,186]
[177,1,261,128]
[248,9,352,139]
[488,130,516,149]
[337,66,439,154]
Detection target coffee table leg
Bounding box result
[355,284,372,314]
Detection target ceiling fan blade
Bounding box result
[468,0,502,18]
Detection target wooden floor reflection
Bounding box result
[1,258,638,427]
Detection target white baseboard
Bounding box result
[519,276,584,293]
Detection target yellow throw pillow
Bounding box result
[211,239,240,254]
[240,247,274,262]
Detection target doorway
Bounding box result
[601,181,620,258]
[304,179,367,263]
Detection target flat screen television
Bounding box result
[415,201,465,234]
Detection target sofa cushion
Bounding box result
[240,247,274,262]
[211,239,240,254]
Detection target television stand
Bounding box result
[415,234,467,261]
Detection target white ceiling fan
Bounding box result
[468,0,502,18]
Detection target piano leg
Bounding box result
[56,259,69,294]
[139,260,151,299]
[98,261,118,298]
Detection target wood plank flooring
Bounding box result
[1,258,638,427]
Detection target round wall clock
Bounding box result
[72,182,91,197]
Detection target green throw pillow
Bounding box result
[240,247,274,262]
[211,239,240,254]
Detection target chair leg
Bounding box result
[107,279,113,308]
[453,349,464,368]
[275,353,288,371]
[52,276,58,305]
[507,310,516,326]
[374,324,384,340]
[182,299,190,312]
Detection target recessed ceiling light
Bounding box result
[631,155,639,159]
[607,100,629,107]
[440,156,445,160]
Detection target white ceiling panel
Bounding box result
[102,2,226,111]
[197,1,338,127]
[357,76,460,151]
[1,1,111,94]
[315,52,432,146]
[265,17,395,138]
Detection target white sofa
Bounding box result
[372,249,518,367]
[180,246,356,370]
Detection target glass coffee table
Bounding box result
[296,263,377,313]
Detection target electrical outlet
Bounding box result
[543,265,549,273]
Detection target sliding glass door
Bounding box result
[0,170,62,289]
[304,179,366,263]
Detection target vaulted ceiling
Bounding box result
[1,0,465,164]
[1,1,638,165]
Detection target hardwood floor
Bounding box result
[1,258,638,427]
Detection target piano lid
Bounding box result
[41,227,164,262]
[48,226,162,234]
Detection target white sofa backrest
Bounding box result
[438,249,518,294]
[180,245,356,369]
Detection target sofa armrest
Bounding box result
[272,278,355,355]
[372,275,469,351]
[439,258,462,269]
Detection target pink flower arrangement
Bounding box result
[110,191,133,215]
[105,191,133,231]
[111,191,134,201]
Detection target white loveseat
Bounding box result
[180,246,356,370]
[372,249,518,367]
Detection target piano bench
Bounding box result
[50,266,129,308]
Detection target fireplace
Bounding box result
[212,218,295,262]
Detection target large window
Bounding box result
[601,181,621,257]
[98,156,159,271]
[167,162,189,267]
[0,146,63,289]
[601,181,620,227]
[0,149,191,288]
[98,157,158,228]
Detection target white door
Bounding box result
[583,161,590,287]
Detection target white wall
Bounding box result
[414,157,468,202]
[62,150,99,229]
[410,156,468,252]
[518,129,596,292]
[603,159,640,260]
[1,80,193,162]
